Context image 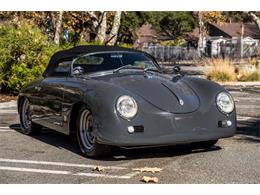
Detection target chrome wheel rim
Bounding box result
[79,110,95,150]
[21,99,31,130]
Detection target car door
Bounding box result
[35,60,72,133]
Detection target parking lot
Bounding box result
[0,85,259,184]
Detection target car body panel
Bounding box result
[18,46,236,147]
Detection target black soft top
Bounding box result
[48,45,138,65]
[43,45,145,77]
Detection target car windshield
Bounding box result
[72,51,158,75]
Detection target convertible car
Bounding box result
[18,45,236,157]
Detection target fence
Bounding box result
[141,41,260,63]
[205,39,260,59]
[141,46,200,63]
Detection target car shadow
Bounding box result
[104,145,221,161]
[9,123,82,156]
[10,123,222,161]
[236,118,260,142]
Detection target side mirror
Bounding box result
[173,65,181,74]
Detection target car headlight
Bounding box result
[116,95,138,119]
[216,92,234,114]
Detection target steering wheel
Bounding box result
[73,66,85,75]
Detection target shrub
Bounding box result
[237,69,260,81]
[118,43,133,48]
[160,38,187,46]
[205,59,237,82]
[0,22,58,93]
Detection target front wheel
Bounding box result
[19,98,41,135]
[76,106,111,157]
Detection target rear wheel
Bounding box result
[19,98,41,135]
[76,106,111,157]
[192,140,218,150]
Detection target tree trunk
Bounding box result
[50,12,56,30]
[87,11,99,29]
[247,12,260,31]
[197,12,204,57]
[95,12,107,43]
[54,11,63,45]
[106,11,122,45]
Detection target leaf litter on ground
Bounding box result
[141,176,159,183]
[92,166,105,172]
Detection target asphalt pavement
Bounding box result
[0,85,259,184]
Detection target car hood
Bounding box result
[94,73,200,114]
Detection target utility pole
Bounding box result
[240,23,244,59]
[198,12,204,57]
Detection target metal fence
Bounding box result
[205,39,260,59]
[141,46,200,63]
[141,41,260,63]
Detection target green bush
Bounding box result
[0,22,58,93]
[118,43,133,48]
[160,38,187,46]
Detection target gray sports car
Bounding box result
[18,45,236,157]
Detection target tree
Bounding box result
[106,11,122,45]
[0,11,54,38]
[117,12,143,44]
[95,11,107,43]
[223,12,251,23]
[194,11,226,56]
[201,11,226,24]
[159,12,195,39]
[53,11,64,45]
[0,22,58,92]
[246,12,260,31]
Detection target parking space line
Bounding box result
[0,127,16,132]
[236,105,260,109]
[0,166,132,179]
[237,116,260,121]
[0,130,15,132]
[0,158,127,170]
[0,110,17,114]
[122,171,140,178]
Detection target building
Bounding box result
[206,23,260,58]
[133,24,173,49]
[208,23,260,39]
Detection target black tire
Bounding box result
[191,140,218,150]
[19,98,41,135]
[76,105,111,157]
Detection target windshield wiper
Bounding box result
[113,64,144,73]
[144,67,161,73]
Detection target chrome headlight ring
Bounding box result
[216,92,234,114]
[116,95,138,120]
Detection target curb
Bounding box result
[0,100,17,109]
[218,81,260,86]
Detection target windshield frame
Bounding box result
[70,51,160,77]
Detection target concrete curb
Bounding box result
[0,100,17,109]
[218,81,260,86]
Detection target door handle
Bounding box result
[35,86,42,92]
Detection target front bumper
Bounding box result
[95,102,236,147]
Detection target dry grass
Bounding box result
[237,69,260,81]
[205,59,237,82]
[205,58,260,82]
